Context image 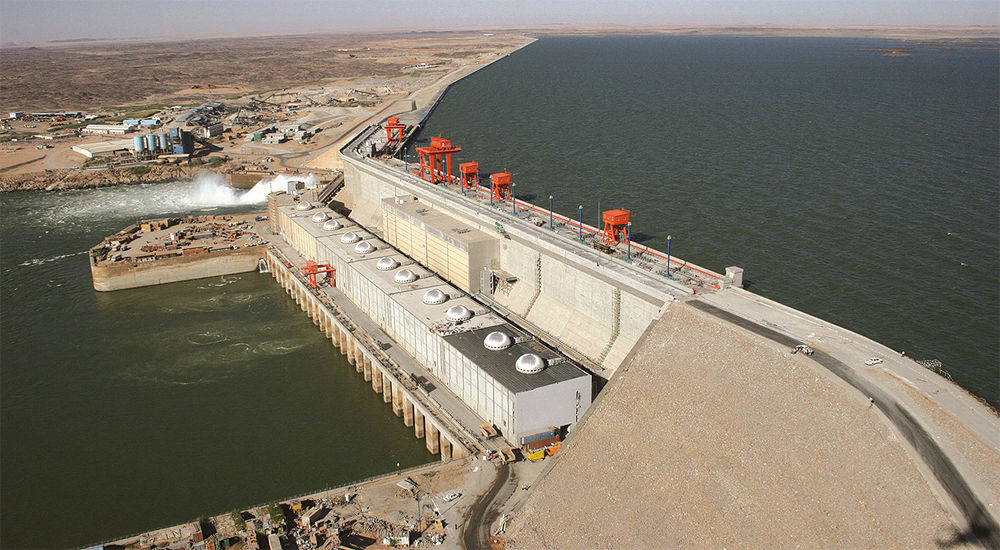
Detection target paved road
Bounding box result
[689,300,1000,548]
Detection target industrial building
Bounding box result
[201,123,224,138]
[168,127,194,154]
[72,127,191,159]
[71,140,132,159]
[273,198,592,444]
[82,124,135,135]
[177,102,223,125]
[381,195,496,294]
[122,118,161,127]
[249,125,276,142]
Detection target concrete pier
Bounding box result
[426,424,440,455]
[381,376,392,403]
[414,412,425,439]
[402,400,414,427]
[391,382,404,416]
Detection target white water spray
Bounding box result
[31,171,321,226]
[237,172,319,204]
[188,171,319,207]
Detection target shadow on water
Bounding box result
[627,231,656,244]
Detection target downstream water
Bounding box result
[0,176,431,548]
[416,35,999,407]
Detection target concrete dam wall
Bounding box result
[340,147,673,374]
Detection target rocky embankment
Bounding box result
[0,162,236,192]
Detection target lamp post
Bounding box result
[511,183,516,214]
[490,178,494,207]
[627,222,632,261]
[578,205,583,241]
[666,234,672,276]
[549,195,553,230]
[403,147,407,172]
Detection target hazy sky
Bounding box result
[1,0,997,43]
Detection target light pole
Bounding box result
[578,205,583,241]
[549,195,553,230]
[665,235,672,276]
[490,178,494,207]
[403,147,408,172]
[627,222,631,261]
[511,183,516,214]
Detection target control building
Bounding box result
[274,198,592,444]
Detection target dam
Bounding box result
[80,46,998,547]
[84,107,999,548]
[319,116,997,546]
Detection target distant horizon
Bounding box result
[1,0,998,44]
[3,23,999,48]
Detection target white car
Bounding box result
[864,357,884,366]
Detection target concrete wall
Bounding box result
[91,247,264,291]
[516,376,591,445]
[382,197,496,294]
[341,160,400,229]
[278,211,319,261]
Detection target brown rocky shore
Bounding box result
[0,162,236,192]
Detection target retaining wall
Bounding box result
[91,247,264,291]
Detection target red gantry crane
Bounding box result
[490,172,512,202]
[302,260,335,289]
[415,136,461,184]
[601,209,631,245]
[384,116,406,145]
[459,161,479,190]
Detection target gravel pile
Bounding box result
[507,302,968,548]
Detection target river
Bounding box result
[0,174,431,548]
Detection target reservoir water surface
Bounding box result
[417,35,999,408]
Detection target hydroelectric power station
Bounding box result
[89,99,1000,549]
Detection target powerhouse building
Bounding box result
[274,198,592,444]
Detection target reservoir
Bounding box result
[0,177,431,548]
[416,35,999,408]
